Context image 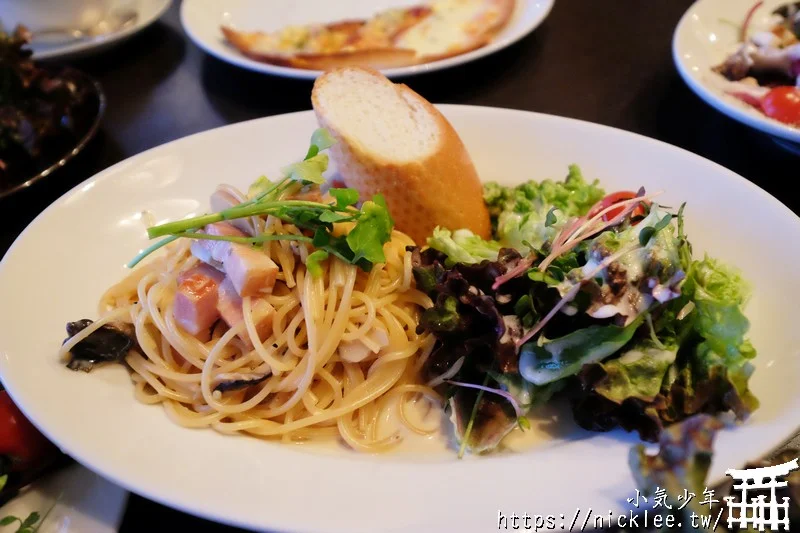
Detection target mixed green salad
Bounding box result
[410,166,758,456]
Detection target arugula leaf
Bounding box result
[20,513,38,529]
[346,196,393,264]
[281,153,329,185]
[246,175,272,200]
[305,128,336,160]
[306,250,329,278]
[318,211,352,223]
[329,188,359,209]
[373,193,394,227]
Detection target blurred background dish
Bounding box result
[0,464,128,533]
[0,0,172,61]
[0,385,128,533]
[180,0,554,79]
[673,0,800,151]
[0,29,106,200]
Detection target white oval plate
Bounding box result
[673,0,800,145]
[30,0,172,61]
[0,464,127,533]
[1,106,799,533]
[180,0,554,79]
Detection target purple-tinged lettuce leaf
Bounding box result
[629,414,723,520]
[449,388,517,454]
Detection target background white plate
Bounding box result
[673,0,800,145]
[180,0,554,79]
[30,0,172,61]
[0,465,127,533]
[1,106,799,533]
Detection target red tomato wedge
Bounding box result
[0,391,56,472]
[588,191,649,222]
[761,87,800,126]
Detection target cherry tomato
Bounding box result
[0,391,55,472]
[761,87,800,126]
[588,191,649,222]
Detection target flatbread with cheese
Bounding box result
[221,0,515,70]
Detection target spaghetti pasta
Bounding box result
[59,190,441,452]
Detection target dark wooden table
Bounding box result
[0,1,796,531]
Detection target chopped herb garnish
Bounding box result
[128,129,395,273]
[345,195,393,265]
[329,188,359,209]
[281,153,329,185]
[0,510,41,532]
[306,128,336,159]
[306,250,329,278]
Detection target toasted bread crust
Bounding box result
[312,68,491,244]
[291,48,421,70]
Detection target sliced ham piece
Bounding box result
[174,265,225,337]
[190,222,279,297]
[223,244,279,297]
[217,277,275,343]
[190,222,246,268]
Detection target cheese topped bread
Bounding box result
[311,67,491,244]
[222,0,515,70]
[395,0,516,59]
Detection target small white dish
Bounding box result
[180,0,554,79]
[27,0,172,61]
[0,106,799,533]
[0,464,128,533]
[673,0,800,146]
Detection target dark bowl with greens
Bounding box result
[0,27,105,199]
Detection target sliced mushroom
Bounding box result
[212,372,270,393]
[63,319,135,372]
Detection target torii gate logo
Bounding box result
[724,458,798,531]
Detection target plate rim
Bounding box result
[31,0,173,61]
[671,0,800,144]
[2,105,800,533]
[179,0,555,79]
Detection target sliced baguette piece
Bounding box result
[311,67,491,244]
